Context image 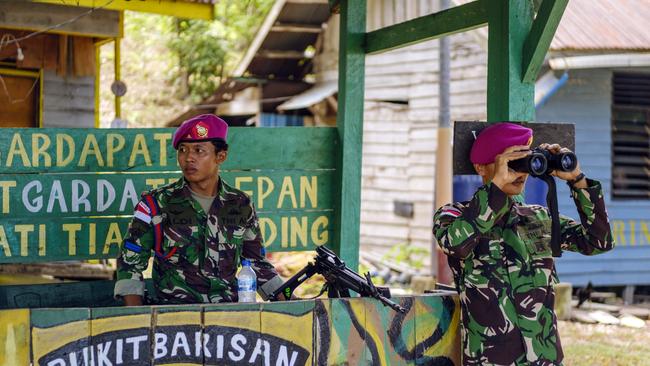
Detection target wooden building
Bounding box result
[535,1,650,288]
[0,0,215,283]
[362,0,650,289]
[0,0,214,128]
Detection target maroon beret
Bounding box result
[172,114,228,149]
[470,123,533,164]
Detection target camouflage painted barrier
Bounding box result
[0,294,460,366]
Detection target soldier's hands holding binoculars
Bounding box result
[493,143,586,189]
[492,145,533,189]
[537,143,583,183]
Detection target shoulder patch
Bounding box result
[439,206,462,218]
[134,201,152,224]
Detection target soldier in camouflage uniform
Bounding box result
[433,123,614,365]
[114,114,285,305]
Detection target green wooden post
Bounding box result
[522,0,569,83]
[365,0,488,54]
[334,0,366,270]
[487,0,536,122]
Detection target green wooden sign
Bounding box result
[0,128,338,263]
[0,212,333,263]
[0,128,337,172]
[0,171,334,218]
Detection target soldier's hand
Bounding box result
[123,295,143,306]
[538,143,585,185]
[492,145,531,190]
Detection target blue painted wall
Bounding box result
[536,68,650,286]
[259,113,304,127]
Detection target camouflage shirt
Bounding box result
[433,179,614,366]
[114,177,283,304]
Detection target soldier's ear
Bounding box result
[473,163,486,177]
[216,150,228,164]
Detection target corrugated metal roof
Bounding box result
[551,0,650,52]
[453,0,650,52]
[278,80,337,110]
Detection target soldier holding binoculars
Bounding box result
[433,122,615,366]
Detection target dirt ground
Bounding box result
[558,320,650,366]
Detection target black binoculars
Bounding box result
[508,147,577,177]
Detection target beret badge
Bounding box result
[195,123,209,138]
[173,114,228,149]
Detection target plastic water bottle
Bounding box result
[237,259,257,303]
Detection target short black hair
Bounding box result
[211,139,229,153]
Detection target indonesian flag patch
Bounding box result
[439,207,462,218]
[134,201,152,224]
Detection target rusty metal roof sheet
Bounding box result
[454,0,650,52]
[551,0,650,52]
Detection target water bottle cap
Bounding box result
[241,259,251,266]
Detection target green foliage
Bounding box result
[382,243,429,270]
[168,0,275,101]
[100,12,191,128]
[168,20,227,100]
[359,262,385,285]
[100,2,274,127]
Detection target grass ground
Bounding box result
[559,320,650,366]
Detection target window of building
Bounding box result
[611,72,650,199]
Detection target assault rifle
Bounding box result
[269,245,405,313]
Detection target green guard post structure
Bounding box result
[0,0,567,364]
